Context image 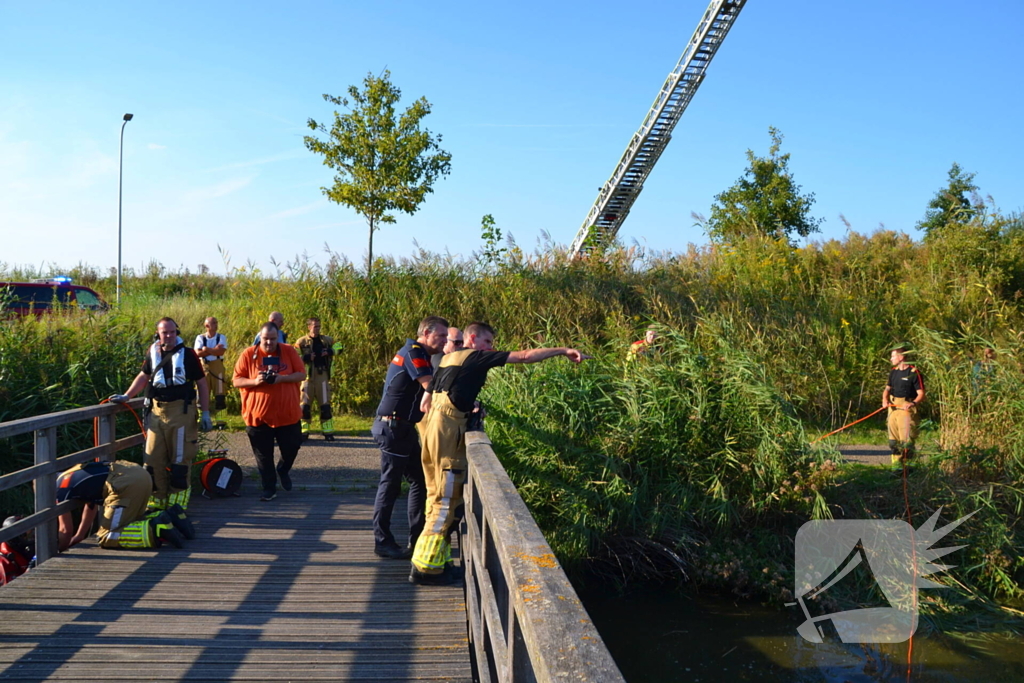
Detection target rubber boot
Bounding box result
[322,418,335,441]
[166,504,196,540]
[150,512,185,548]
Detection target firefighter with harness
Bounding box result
[110,317,212,511]
[194,316,228,419]
[294,316,337,441]
[882,342,926,464]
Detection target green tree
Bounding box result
[704,127,822,244]
[479,214,507,268]
[916,162,982,238]
[304,70,452,279]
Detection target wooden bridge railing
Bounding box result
[0,399,145,565]
[463,431,625,683]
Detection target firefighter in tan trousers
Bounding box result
[409,322,589,585]
[882,342,926,464]
[57,461,194,550]
[294,316,337,441]
[110,317,212,511]
[194,316,228,418]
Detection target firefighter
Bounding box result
[882,342,926,464]
[194,316,228,418]
[409,322,589,585]
[371,316,448,559]
[627,326,659,362]
[56,461,194,550]
[110,317,212,511]
[294,317,337,441]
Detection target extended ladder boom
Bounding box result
[569,0,747,256]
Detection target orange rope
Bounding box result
[902,450,917,682]
[93,398,146,449]
[810,405,889,444]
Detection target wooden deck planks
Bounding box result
[0,490,472,682]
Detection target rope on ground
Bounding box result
[809,405,889,444]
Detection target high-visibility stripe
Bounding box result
[175,427,185,463]
[109,506,124,530]
[116,520,153,548]
[428,470,457,535]
[321,381,328,400]
[167,487,191,510]
[412,533,449,571]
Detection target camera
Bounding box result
[260,357,280,384]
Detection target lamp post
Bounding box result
[117,113,133,306]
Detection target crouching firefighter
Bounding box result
[56,461,196,550]
[110,317,212,510]
[295,316,337,441]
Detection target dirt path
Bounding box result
[837,444,892,466]
[201,430,381,493]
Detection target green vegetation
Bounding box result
[700,127,823,244]
[2,197,1022,630]
[304,69,452,280]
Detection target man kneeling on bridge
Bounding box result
[409,322,589,586]
[57,461,195,551]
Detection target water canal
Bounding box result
[578,585,1024,682]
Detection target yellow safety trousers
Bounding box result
[411,393,467,574]
[145,400,198,503]
[887,397,919,463]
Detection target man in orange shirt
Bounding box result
[233,322,307,501]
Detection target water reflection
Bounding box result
[577,585,1024,682]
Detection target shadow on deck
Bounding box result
[0,490,471,682]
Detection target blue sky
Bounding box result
[3,0,1022,275]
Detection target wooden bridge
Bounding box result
[0,402,624,682]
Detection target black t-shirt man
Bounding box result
[429,349,512,413]
[887,365,924,400]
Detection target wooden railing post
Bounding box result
[97,412,117,462]
[33,426,58,565]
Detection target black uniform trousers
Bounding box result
[246,421,303,494]
[371,417,426,548]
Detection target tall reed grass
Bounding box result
[2,224,1022,617]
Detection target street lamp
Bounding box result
[117,113,133,306]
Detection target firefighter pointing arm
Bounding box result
[410,322,590,586]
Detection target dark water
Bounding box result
[577,585,1024,682]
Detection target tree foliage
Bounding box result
[916,162,982,238]
[704,127,822,244]
[479,214,508,268]
[304,70,452,279]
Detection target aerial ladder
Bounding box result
[569,0,747,256]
